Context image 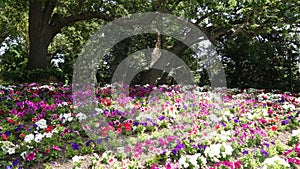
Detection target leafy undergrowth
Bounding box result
[0,83,300,169]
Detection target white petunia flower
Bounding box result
[292,129,300,137]
[62,101,68,106]
[44,132,53,138]
[282,103,295,111]
[20,151,27,160]
[179,156,189,168]
[34,133,44,143]
[262,155,290,169]
[24,134,34,143]
[223,143,233,155]
[76,112,87,121]
[200,155,207,165]
[187,153,201,169]
[7,148,15,154]
[60,113,73,123]
[72,155,84,163]
[35,119,47,129]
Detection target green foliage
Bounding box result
[0,0,299,91]
[1,69,65,84]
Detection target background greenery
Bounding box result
[0,0,299,91]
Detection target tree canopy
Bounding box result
[0,0,299,91]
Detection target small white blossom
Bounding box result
[35,119,47,129]
[76,112,87,121]
[7,148,15,154]
[34,133,44,143]
[60,113,73,123]
[179,156,189,168]
[72,155,84,163]
[24,134,34,143]
[262,155,290,169]
[1,141,16,155]
[20,151,27,160]
[292,129,300,137]
[44,132,53,138]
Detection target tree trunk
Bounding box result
[26,0,52,70]
[26,36,49,70]
[140,30,162,85]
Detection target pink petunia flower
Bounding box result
[26,152,36,161]
[53,145,62,151]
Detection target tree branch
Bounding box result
[43,0,56,26]
[53,11,115,34]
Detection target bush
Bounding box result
[1,69,65,84]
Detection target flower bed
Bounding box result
[0,83,300,169]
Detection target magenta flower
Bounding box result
[26,152,36,161]
[53,145,62,151]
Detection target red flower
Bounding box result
[46,145,50,155]
[32,118,37,122]
[117,128,122,133]
[215,124,220,129]
[100,130,107,137]
[123,122,131,131]
[100,126,115,137]
[101,98,112,107]
[2,134,8,141]
[234,161,242,168]
[271,125,277,131]
[20,133,26,138]
[268,119,275,123]
[45,125,53,133]
[7,119,14,125]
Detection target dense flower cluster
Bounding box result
[0,83,300,168]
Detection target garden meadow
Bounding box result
[0,83,300,169]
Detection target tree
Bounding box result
[26,0,117,70]
[0,0,28,45]
[2,0,299,89]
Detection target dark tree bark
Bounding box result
[26,0,55,69]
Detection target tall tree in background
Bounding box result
[26,0,116,70]
[0,0,299,90]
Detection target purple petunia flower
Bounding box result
[133,121,139,126]
[198,145,207,150]
[12,159,20,166]
[71,142,79,150]
[96,138,102,145]
[86,140,93,147]
[281,120,289,125]
[263,143,270,148]
[158,116,165,121]
[14,125,23,132]
[107,121,113,126]
[4,131,10,137]
[261,149,269,157]
[242,150,248,155]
